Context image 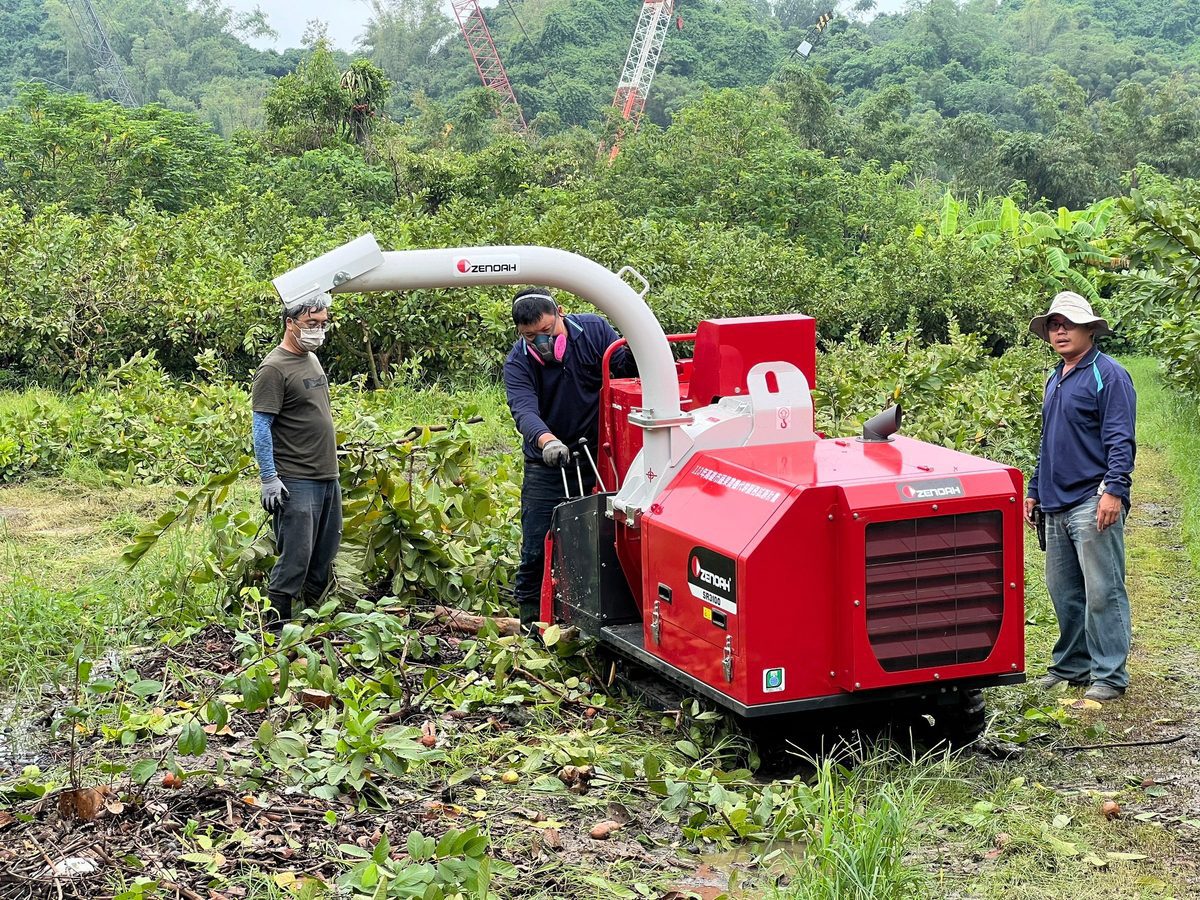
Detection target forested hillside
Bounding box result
[4,0,1199,206]
[0,0,306,134]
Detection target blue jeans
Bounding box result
[515,461,594,625]
[1044,493,1131,689]
[269,477,343,619]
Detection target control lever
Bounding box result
[578,438,607,492]
[573,452,585,496]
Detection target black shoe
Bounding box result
[1036,673,1088,689]
[1083,684,1125,702]
[267,592,293,621]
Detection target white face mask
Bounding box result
[295,325,326,352]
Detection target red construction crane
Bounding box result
[450,0,527,130]
[608,0,676,158]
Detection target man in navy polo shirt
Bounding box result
[502,287,635,628]
[1025,291,1136,702]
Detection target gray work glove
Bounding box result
[541,439,570,467]
[260,476,289,512]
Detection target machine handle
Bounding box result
[615,265,651,298]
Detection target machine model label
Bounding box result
[763,667,786,693]
[687,547,737,614]
[896,477,965,502]
[453,255,520,276]
[692,464,783,504]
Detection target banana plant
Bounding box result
[938,192,1120,302]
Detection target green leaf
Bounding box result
[128,679,163,699]
[178,721,208,757]
[1041,830,1079,857]
[407,830,427,861]
[130,759,158,784]
[674,740,700,760]
[205,700,229,731]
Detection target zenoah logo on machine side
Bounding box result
[688,547,737,614]
[453,255,520,276]
[896,477,966,502]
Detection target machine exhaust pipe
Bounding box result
[861,404,902,442]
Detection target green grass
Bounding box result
[766,750,941,900]
[338,379,516,455]
[0,480,192,695]
[1125,357,1200,628]
[0,387,71,418]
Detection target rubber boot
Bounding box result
[267,592,293,631]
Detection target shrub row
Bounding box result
[0,329,1046,486]
[0,190,1038,388]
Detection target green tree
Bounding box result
[264,40,358,151]
[0,86,232,214]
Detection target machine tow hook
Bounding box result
[651,600,661,645]
[722,636,733,683]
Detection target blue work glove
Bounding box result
[260,476,289,512]
[541,439,570,467]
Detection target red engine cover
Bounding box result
[639,437,1025,706]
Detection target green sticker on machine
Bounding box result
[763,667,785,692]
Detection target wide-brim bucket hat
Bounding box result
[1029,290,1111,342]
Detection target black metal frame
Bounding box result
[548,492,640,638]
[599,623,1025,719]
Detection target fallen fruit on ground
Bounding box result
[57,786,115,821]
[589,819,623,840]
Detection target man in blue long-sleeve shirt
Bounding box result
[502,287,634,626]
[1024,291,1136,702]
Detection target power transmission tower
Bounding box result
[450,0,527,130]
[63,0,138,107]
[608,0,675,158]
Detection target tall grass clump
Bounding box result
[768,748,940,900]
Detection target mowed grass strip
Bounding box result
[0,479,187,694]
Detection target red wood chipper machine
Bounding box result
[277,237,1026,740]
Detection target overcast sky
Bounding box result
[224,1,909,52]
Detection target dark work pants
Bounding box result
[515,461,595,626]
[269,477,343,620]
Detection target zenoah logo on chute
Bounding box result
[453,255,520,276]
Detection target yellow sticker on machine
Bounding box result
[703,608,712,621]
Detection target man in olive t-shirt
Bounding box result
[251,293,341,623]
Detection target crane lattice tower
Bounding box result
[450,0,527,130]
[64,0,138,107]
